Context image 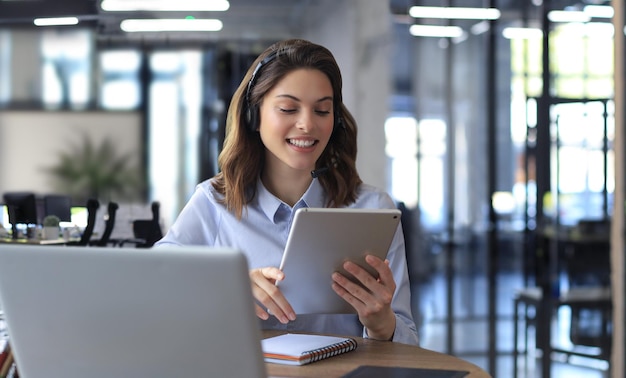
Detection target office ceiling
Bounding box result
[0,0,614,43]
[0,0,319,42]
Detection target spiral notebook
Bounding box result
[262,333,357,366]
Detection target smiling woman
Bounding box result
[155,39,419,347]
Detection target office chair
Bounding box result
[66,198,100,246]
[559,238,612,354]
[43,194,72,223]
[2,191,38,239]
[512,232,612,378]
[92,201,119,247]
[118,201,163,248]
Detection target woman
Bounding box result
[156,39,419,345]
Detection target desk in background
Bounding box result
[262,331,491,378]
[0,238,69,245]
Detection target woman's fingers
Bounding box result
[250,267,296,324]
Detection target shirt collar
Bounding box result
[256,177,326,223]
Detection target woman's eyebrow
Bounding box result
[275,94,334,103]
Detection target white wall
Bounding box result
[0,111,142,197]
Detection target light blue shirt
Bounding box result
[156,178,419,345]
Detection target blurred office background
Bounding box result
[0,0,625,377]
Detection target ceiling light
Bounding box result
[120,18,223,32]
[470,21,490,35]
[102,0,230,12]
[34,17,79,27]
[409,6,500,20]
[502,27,543,39]
[409,25,464,38]
[584,5,614,19]
[548,10,590,23]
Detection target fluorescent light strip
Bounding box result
[409,24,464,38]
[502,27,543,39]
[34,17,79,26]
[120,19,223,32]
[584,5,614,19]
[102,0,230,12]
[409,6,500,20]
[548,10,590,23]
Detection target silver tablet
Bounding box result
[276,207,402,314]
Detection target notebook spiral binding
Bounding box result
[302,338,358,364]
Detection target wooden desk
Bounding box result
[263,331,491,378]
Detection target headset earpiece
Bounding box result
[334,114,345,132]
[245,104,259,131]
[244,51,278,132]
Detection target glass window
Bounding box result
[148,50,202,225]
[99,49,142,109]
[40,29,92,109]
[385,116,418,208]
[386,116,446,229]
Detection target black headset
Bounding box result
[243,50,344,134]
[244,51,278,132]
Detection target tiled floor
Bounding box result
[411,271,611,377]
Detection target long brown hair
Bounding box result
[212,39,362,219]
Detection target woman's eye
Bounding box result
[316,110,331,115]
[279,108,296,113]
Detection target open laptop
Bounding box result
[0,245,267,378]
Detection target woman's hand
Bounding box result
[249,267,296,324]
[331,254,396,341]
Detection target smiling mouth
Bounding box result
[288,139,317,148]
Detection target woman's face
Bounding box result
[258,68,335,177]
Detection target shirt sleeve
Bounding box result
[154,182,219,247]
[388,225,420,345]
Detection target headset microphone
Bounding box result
[310,166,329,178]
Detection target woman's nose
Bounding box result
[296,111,315,131]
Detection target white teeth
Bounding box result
[289,139,315,148]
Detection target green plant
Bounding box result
[44,133,145,204]
[42,215,60,227]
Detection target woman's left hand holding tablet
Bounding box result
[332,255,397,341]
[249,267,296,324]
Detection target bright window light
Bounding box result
[409,6,500,20]
[101,0,229,12]
[385,116,418,208]
[492,192,516,214]
[120,19,223,32]
[410,25,464,38]
[34,17,79,27]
